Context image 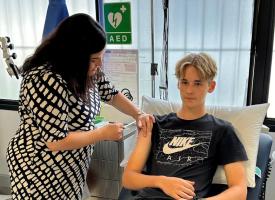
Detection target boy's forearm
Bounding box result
[206,185,247,200]
[122,171,162,190]
[207,162,247,200]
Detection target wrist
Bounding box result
[134,110,144,120]
[155,175,165,189]
[90,128,103,143]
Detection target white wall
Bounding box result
[0,110,19,176]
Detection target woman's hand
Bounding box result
[98,122,124,141]
[158,176,195,200]
[136,112,155,136]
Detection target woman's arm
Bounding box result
[206,162,247,200]
[108,92,142,120]
[46,122,124,151]
[108,92,155,131]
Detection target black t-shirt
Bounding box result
[135,113,248,199]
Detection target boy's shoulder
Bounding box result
[154,112,177,122]
[209,114,232,127]
[207,114,236,135]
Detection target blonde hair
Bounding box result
[175,52,217,80]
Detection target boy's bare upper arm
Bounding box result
[224,161,246,187]
[224,161,247,199]
[125,129,153,173]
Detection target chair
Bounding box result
[118,133,273,200]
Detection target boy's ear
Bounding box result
[208,80,216,93]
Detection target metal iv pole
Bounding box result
[151,0,158,98]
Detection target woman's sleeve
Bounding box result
[23,71,69,142]
[97,72,119,102]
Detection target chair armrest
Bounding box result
[247,133,273,200]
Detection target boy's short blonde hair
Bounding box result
[175,52,217,81]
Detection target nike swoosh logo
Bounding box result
[163,143,202,154]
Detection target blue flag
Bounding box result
[42,0,69,39]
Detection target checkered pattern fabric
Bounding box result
[6,65,118,199]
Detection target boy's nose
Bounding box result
[186,85,194,93]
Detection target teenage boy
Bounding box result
[122,53,248,200]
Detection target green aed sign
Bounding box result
[104,2,132,44]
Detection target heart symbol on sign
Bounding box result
[108,12,122,29]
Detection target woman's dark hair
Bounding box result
[22,13,106,101]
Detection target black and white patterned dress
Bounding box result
[6,65,118,199]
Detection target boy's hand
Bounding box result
[158,176,195,199]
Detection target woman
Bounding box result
[6,13,153,199]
